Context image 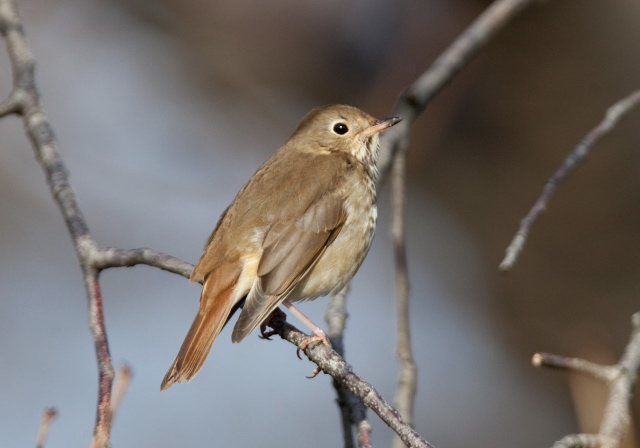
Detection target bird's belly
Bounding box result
[296,197,376,300]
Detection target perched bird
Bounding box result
[161,105,401,390]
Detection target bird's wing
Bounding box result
[230,192,346,342]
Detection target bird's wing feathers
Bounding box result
[230,193,346,342]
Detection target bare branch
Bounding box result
[266,313,435,448]
[550,434,606,448]
[110,365,133,421]
[326,286,373,448]
[0,88,22,116]
[0,1,116,445]
[85,271,114,448]
[499,89,640,272]
[390,151,417,448]
[34,407,57,448]
[378,0,550,184]
[373,2,550,445]
[93,247,193,279]
[535,312,640,448]
[0,2,201,444]
[532,353,618,383]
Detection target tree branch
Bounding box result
[374,1,551,446]
[534,312,640,448]
[0,2,189,445]
[377,0,550,184]
[34,408,57,448]
[326,285,373,448]
[266,313,434,448]
[499,89,640,272]
[390,150,417,448]
[110,365,133,423]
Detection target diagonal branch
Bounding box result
[499,89,640,272]
[534,312,640,448]
[266,313,435,448]
[377,0,551,184]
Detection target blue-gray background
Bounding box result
[1,0,639,447]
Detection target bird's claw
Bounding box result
[295,332,332,360]
[306,366,322,379]
[259,325,277,341]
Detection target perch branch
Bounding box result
[499,89,640,272]
[534,312,640,448]
[34,408,57,448]
[266,313,435,448]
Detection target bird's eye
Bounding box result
[333,123,349,135]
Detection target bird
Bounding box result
[161,104,402,390]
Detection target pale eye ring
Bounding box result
[333,122,349,135]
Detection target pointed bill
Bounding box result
[358,116,403,136]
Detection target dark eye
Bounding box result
[333,122,349,135]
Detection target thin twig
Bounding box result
[110,365,133,421]
[93,247,193,279]
[499,89,640,272]
[535,312,640,448]
[390,151,417,448]
[266,314,434,448]
[34,407,57,448]
[532,353,618,383]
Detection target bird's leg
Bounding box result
[259,307,287,340]
[282,300,332,355]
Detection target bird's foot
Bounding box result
[296,328,332,360]
[259,307,288,340]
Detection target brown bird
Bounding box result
[161,105,401,390]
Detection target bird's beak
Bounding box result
[358,116,403,136]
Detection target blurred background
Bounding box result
[1,0,639,446]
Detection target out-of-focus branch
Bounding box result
[326,285,373,448]
[499,89,640,272]
[35,408,57,448]
[377,0,550,184]
[266,313,434,448]
[110,365,133,421]
[390,151,417,448]
[89,365,133,448]
[534,312,640,448]
[373,2,551,446]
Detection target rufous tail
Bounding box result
[161,278,237,390]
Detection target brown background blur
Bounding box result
[1,0,639,446]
